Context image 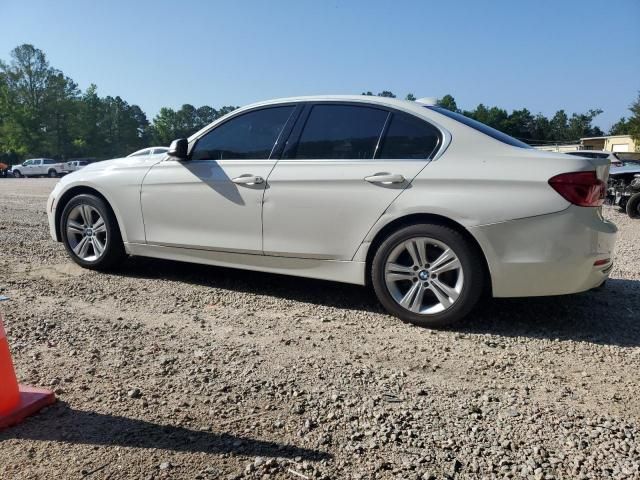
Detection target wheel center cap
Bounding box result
[418,270,429,281]
[85,228,93,237]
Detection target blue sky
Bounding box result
[1,0,638,130]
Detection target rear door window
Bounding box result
[291,104,388,160]
[377,112,441,159]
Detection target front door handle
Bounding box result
[364,173,405,185]
[231,174,264,185]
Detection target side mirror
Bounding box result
[168,138,188,160]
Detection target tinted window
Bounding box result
[292,105,388,160]
[153,148,168,155]
[131,149,150,157]
[377,113,440,159]
[191,106,294,160]
[44,159,55,164]
[428,106,531,149]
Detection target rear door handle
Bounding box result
[231,175,264,185]
[364,173,405,184]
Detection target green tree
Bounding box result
[405,93,416,101]
[625,92,640,148]
[101,96,149,157]
[436,94,459,112]
[150,104,238,145]
[566,109,603,140]
[0,44,53,156]
[609,117,629,135]
[549,110,570,142]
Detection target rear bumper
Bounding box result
[470,206,617,298]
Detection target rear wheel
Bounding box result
[60,194,126,270]
[626,193,640,219]
[371,223,484,327]
[48,169,58,178]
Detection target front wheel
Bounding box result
[371,224,485,327]
[626,193,640,219]
[60,194,126,270]
[12,170,22,178]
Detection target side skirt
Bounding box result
[124,243,366,285]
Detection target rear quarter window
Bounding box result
[377,112,440,159]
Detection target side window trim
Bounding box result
[372,112,393,160]
[188,103,299,161]
[269,104,305,160]
[281,103,312,160]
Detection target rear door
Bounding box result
[262,103,442,260]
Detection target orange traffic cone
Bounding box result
[0,307,55,430]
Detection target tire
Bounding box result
[371,223,484,327]
[12,170,22,178]
[626,193,640,219]
[60,194,126,270]
[48,169,58,178]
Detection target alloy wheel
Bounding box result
[65,204,108,261]
[384,237,464,315]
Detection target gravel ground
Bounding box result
[0,178,639,480]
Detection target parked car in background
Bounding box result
[62,160,90,174]
[47,95,617,327]
[565,150,623,167]
[126,147,168,157]
[608,162,640,218]
[11,158,65,177]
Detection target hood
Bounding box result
[81,156,165,173]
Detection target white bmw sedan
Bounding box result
[47,95,617,327]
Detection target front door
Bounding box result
[141,105,296,254]
[263,103,442,260]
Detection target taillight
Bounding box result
[548,171,605,207]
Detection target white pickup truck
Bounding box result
[11,158,66,178]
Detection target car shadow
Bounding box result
[110,257,640,348]
[0,401,331,461]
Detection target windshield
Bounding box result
[427,106,532,149]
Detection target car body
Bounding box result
[46,95,617,326]
[62,160,90,174]
[565,150,623,167]
[126,146,169,157]
[12,158,65,177]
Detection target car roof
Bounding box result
[241,94,423,110]
[188,95,443,142]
